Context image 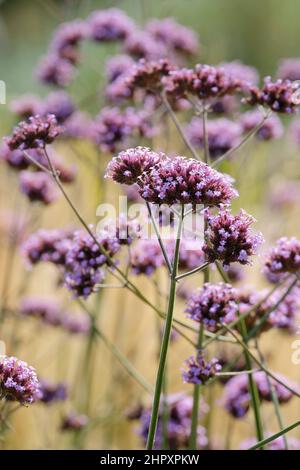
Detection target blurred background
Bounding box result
[0,0,300,451]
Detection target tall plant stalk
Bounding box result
[146,205,184,450]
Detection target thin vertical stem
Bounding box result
[146,205,184,450]
[202,102,210,165]
[189,323,204,449]
[239,316,264,447]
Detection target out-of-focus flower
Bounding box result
[49,20,87,64]
[105,146,163,185]
[10,94,43,119]
[186,282,239,332]
[63,111,95,140]
[61,411,89,431]
[268,180,300,211]
[135,393,208,450]
[88,8,135,42]
[240,435,300,450]
[277,58,300,81]
[36,54,76,87]
[123,31,166,60]
[226,263,245,283]
[105,54,135,83]
[19,171,59,205]
[130,239,164,275]
[21,228,73,266]
[0,355,40,405]
[64,229,120,298]
[245,76,300,113]
[43,91,75,124]
[219,60,259,87]
[5,114,62,151]
[239,110,283,141]
[263,237,300,281]
[93,107,156,153]
[0,142,30,170]
[289,118,300,146]
[223,371,297,418]
[186,117,242,158]
[204,208,264,267]
[182,352,222,385]
[146,17,199,56]
[38,380,68,404]
[139,156,238,206]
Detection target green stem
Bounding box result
[248,420,300,450]
[189,323,204,449]
[146,205,184,450]
[239,316,264,446]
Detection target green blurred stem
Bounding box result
[189,323,204,449]
[146,205,184,450]
[238,316,264,447]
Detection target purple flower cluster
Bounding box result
[223,371,296,418]
[20,296,91,334]
[64,229,120,298]
[5,114,62,151]
[38,380,68,404]
[93,107,155,153]
[36,54,76,87]
[105,54,135,83]
[0,355,40,405]
[88,8,134,42]
[219,61,259,87]
[204,208,264,267]
[139,156,238,206]
[186,117,242,158]
[239,110,283,141]
[182,352,222,385]
[10,94,43,119]
[277,58,300,81]
[123,30,167,60]
[21,228,73,266]
[136,393,208,450]
[246,76,300,113]
[263,237,300,280]
[49,20,87,65]
[19,171,59,205]
[146,18,199,56]
[126,58,173,93]
[105,146,163,185]
[186,283,239,332]
[130,239,164,275]
[61,412,89,431]
[268,180,300,211]
[163,64,243,100]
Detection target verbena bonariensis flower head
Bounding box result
[10,94,43,119]
[49,20,88,64]
[145,18,199,56]
[43,91,75,124]
[105,54,135,83]
[126,58,173,93]
[163,64,243,100]
[123,31,167,60]
[0,355,40,405]
[5,114,62,151]
[88,8,134,42]
[182,352,222,385]
[93,107,156,153]
[263,237,300,280]
[239,109,283,141]
[21,228,73,266]
[20,296,62,326]
[36,54,76,87]
[38,380,68,404]
[19,171,59,205]
[130,239,164,275]
[0,142,30,170]
[100,214,142,246]
[245,76,300,113]
[204,208,264,268]
[223,371,296,418]
[64,229,120,298]
[136,393,208,450]
[277,58,300,81]
[105,146,163,185]
[139,156,238,206]
[186,282,239,332]
[186,117,242,159]
[61,412,89,431]
[219,60,259,87]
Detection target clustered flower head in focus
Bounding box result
[245,77,300,113]
[0,355,40,405]
[203,208,264,268]
[182,352,222,385]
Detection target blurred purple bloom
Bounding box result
[21,228,73,266]
[19,170,59,205]
[263,237,300,280]
[88,8,134,42]
[39,379,68,404]
[239,109,283,141]
[36,54,76,87]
